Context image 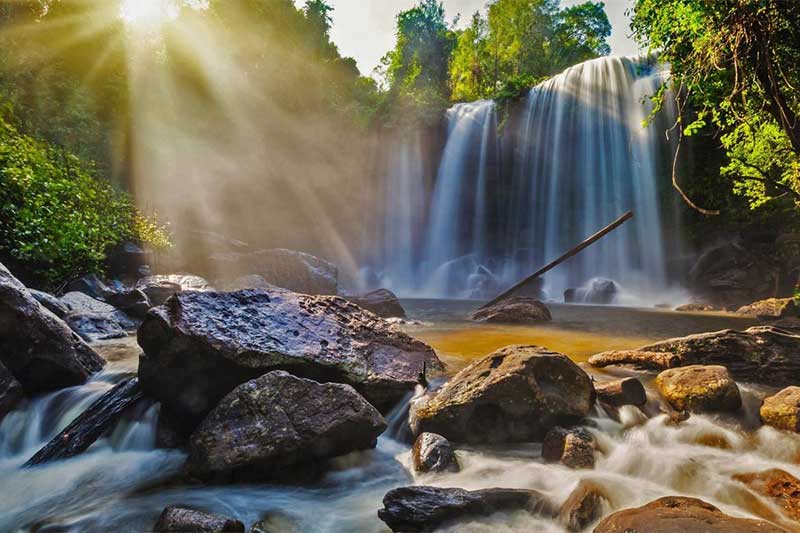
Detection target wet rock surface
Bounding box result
[377,486,556,532]
[470,297,552,323]
[346,288,406,318]
[0,263,105,393]
[760,386,800,433]
[412,432,460,473]
[136,274,214,306]
[187,371,386,482]
[734,469,800,522]
[558,480,610,532]
[589,326,800,387]
[410,345,595,444]
[0,362,23,421]
[593,496,787,532]
[655,365,742,413]
[594,377,647,408]
[138,288,442,429]
[542,426,596,469]
[28,289,69,318]
[64,312,127,342]
[154,506,245,532]
[675,303,716,312]
[737,298,799,319]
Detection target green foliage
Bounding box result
[631,0,800,212]
[0,110,170,287]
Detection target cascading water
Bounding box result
[375,56,681,303]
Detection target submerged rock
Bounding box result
[377,486,556,532]
[737,298,799,319]
[410,345,595,444]
[593,496,786,532]
[346,288,406,318]
[138,288,441,429]
[0,263,105,393]
[470,297,551,324]
[154,506,244,533]
[412,432,460,474]
[589,326,800,387]
[28,289,69,318]
[655,365,742,413]
[210,248,337,295]
[760,386,800,433]
[0,362,23,421]
[558,480,610,532]
[541,426,595,469]
[734,469,800,522]
[187,371,386,482]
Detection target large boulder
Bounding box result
[760,386,800,433]
[410,346,595,444]
[412,432,460,474]
[377,486,556,532]
[136,274,214,306]
[187,371,386,482]
[0,263,105,393]
[593,496,786,532]
[470,297,551,324]
[153,506,244,532]
[737,298,799,320]
[210,249,337,295]
[589,326,800,387]
[0,362,23,421]
[346,289,406,318]
[734,469,800,522]
[655,365,742,413]
[138,288,441,429]
[28,289,69,318]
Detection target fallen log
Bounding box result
[478,211,634,311]
[25,376,143,466]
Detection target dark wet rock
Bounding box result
[675,303,717,312]
[655,365,741,413]
[107,241,151,279]
[60,292,138,330]
[737,298,799,320]
[470,297,551,324]
[154,506,244,532]
[760,386,800,433]
[187,371,386,482]
[0,263,105,393]
[102,288,151,319]
[64,312,127,342]
[28,289,69,318]
[210,248,337,295]
[346,289,406,318]
[138,288,441,429]
[594,378,647,408]
[589,326,800,388]
[734,469,800,522]
[542,427,595,469]
[593,496,787,532]
[25,377,143,466]
[573,278,619,304]
[136,274,214,306]
[65,273,109,300]
[0,362,23,421]
[249,512,299,533]
[377,486,556,532]
[412,432,459,474]
[558,480,610,532]
[410,345,595,444]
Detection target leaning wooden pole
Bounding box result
[477,211,634,311]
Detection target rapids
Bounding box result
[0,303,797,532]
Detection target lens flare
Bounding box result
[119,0,179,31]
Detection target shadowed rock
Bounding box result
[377,486,556,532]
[346,289,406,318]
[594,378,647,408]
[589,326,800,387]
[187,371,386,482]
[28,289,69,318]
[138,288,441,430]
[471,297,551,324]
[0,362,23,421]
[655,365,741,413]
[0,263,105,393]
[593,496,787,532]
[410,345,594,444]
[542,426,595,469]
[412,432,460,473]
[154,506,244,532]
[760,386,800,433]
[558,480,610,532]
[737,298,799,320]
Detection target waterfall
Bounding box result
[374,56,679,303]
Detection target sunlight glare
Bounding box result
[119,0,179,31]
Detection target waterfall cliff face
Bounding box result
[374,56,680,303]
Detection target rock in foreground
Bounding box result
[377,486,556,532]
[154,506,244,532]
[760,386,800,433]
[593,496,786,532]
[589,326,800,387]
[410,346,594,444]
[187,371,386,482]
[0,263,105,393]
[412,432,460,474]
[734,469,800,522]
[655,365,741,413]
[138,288,442,428]
[346,289,406,318]
[471,297,551,324]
